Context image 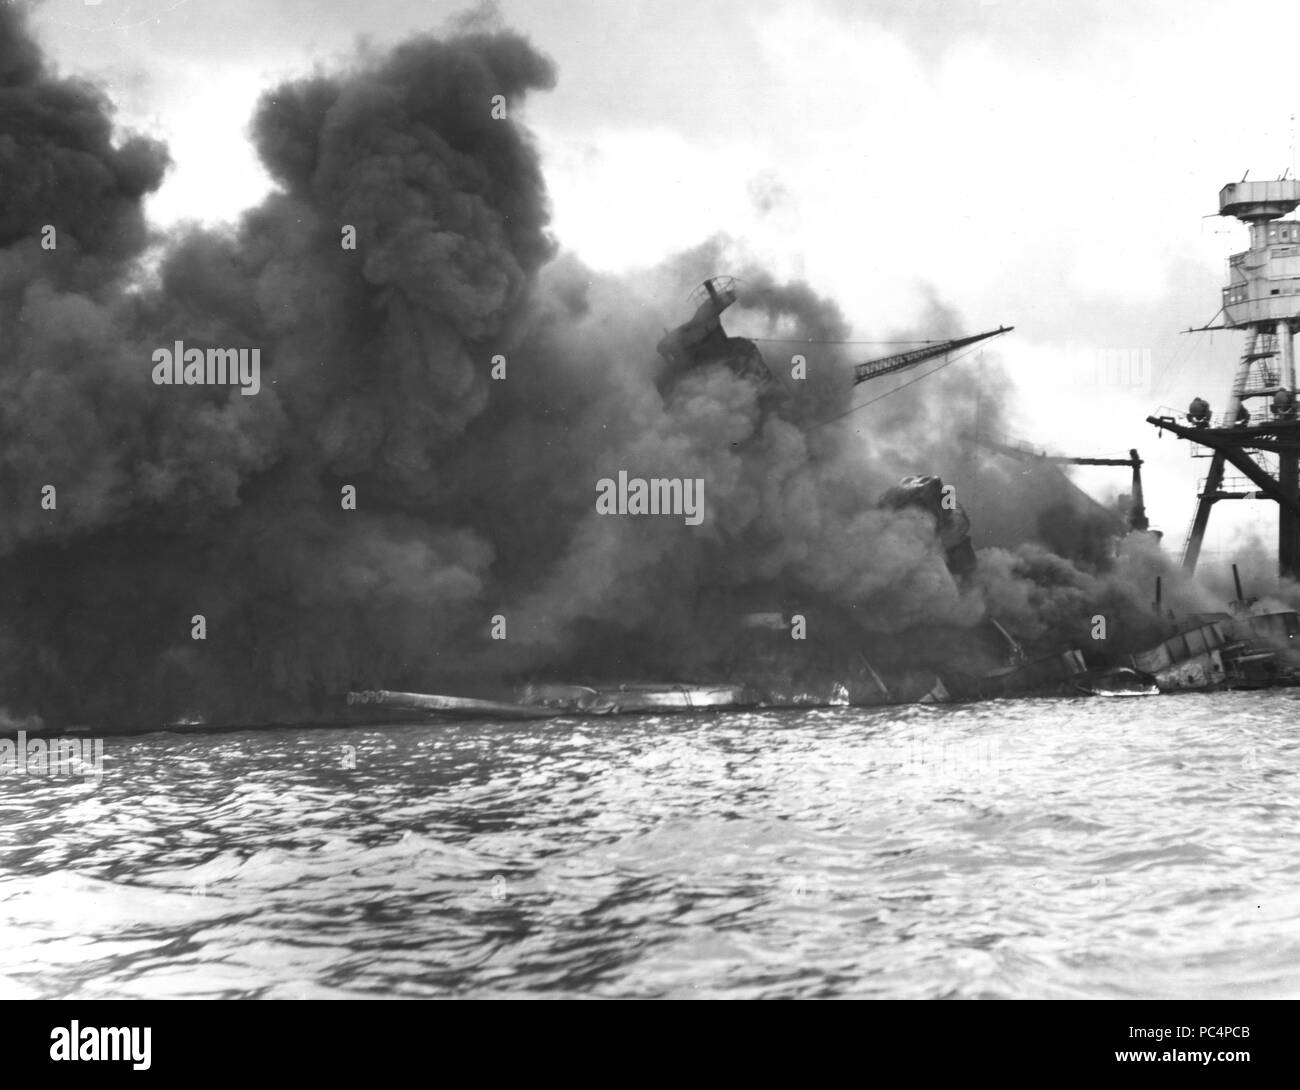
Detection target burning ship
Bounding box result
[83,247,1300,735]
[13,0,1292,733]
[349,225,1300,725]
[344,278,1109,723]
[0,10,1133,739]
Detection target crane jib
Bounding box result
[852,326,1013,386]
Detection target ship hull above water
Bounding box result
[1128,616,1300,693]
[519,682,762,715]
[1071,667,1159,697]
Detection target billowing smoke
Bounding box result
[0,10,1227,727]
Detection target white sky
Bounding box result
[27,0,1300,571]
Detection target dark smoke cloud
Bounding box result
[1,10,555,723]
[0,9,1234,728]
[0,5,167,258]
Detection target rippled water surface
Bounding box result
[3,692,1300,999]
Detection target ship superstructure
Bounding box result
[1149,178,1300,577]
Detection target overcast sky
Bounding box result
[27,0,1300,569]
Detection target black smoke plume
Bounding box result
[0,10,1226,727]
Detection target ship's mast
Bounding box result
[1148,177,1300,577]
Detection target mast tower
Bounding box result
[1148,177,1300,576]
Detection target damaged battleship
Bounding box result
[342,279,1140,723]
[346,230,1300,725]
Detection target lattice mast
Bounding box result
[1219,180,1300,420]
[1148,178,1300,577]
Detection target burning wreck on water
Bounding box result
[341,277,1300,723]
[8,9,1298,735]
[340,281,1129,722]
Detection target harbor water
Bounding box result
[2,691,1299,999]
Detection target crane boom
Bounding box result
[852,325,1013,386]
[977,436,1136,467]
[972,432,1149,533]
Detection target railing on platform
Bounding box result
[1151,404,1300,432]
[1196,473,1269,495]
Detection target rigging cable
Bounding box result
[750,336,950,346]
[808,341,990,431]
